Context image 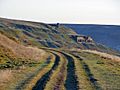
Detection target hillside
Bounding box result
[0,18,120,90]
[0,18,77,48]
[64,24,120,51]
[0,18,119,55]
[0,32,48,68]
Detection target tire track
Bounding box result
[62,53,79,90]
[72,52,101,90]
[32,53,60,90]
[82,62,101,90]
[53,63,66,90]
[52,55,67,90]
[15,57,51,90]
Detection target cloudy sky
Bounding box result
[0,0,120,25]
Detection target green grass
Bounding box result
[65,52,94,90]
[78,51,120,90]
[44,52,67,90]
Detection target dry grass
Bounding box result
[0,33,46,61]
[23,53,55,90]
[0,33,52,90]
[0,70,13,83]
[77,51,120,90]
[82,50,120,62]
[0,69,13,90]
[0,56,51,90]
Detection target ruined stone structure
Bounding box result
[69,34,94,43]
[77,36,93,43]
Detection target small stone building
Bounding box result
[69,34,94,43]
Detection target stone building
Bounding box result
[69,34,94,43]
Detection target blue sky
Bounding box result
[0,0,120,25]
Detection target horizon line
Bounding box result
[0,16,120,26]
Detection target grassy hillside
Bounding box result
[0,33,46,60]
[0,18,77,48]
[0,23,53,90]
[0,17,117,52]
[0,17,120,90]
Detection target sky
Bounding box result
[0,0,120,25]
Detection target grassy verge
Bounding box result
[77,51,120,90]
[65,52,94,90]
[0,64,42,90]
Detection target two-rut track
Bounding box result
[32,51,79,90]
[16,50,93,90]
[32,53,60,90]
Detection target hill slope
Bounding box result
[0,17,119,55]
[0,32,48,69]
[0,18,77,48]
[0,18,120,90]
[64,24,120,51]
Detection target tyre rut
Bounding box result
[32,53,60,90]
[72,53,101,90]
[15,57,51,90]
[62,53,79,90]
[53,55,67,90]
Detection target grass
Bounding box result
[0,33,51,90]
[0,33,47,61]
[63,53,79,90]
[77,51,120,90]
[1,17,120,90]
[44,52,67,90]
[65,52,94,90]
[21,53,55,90]
[0,52,52,90]
[0,44,47,69]
[0,65,39,90]
[32,52,61,90]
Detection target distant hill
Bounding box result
[64,24,120,51]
